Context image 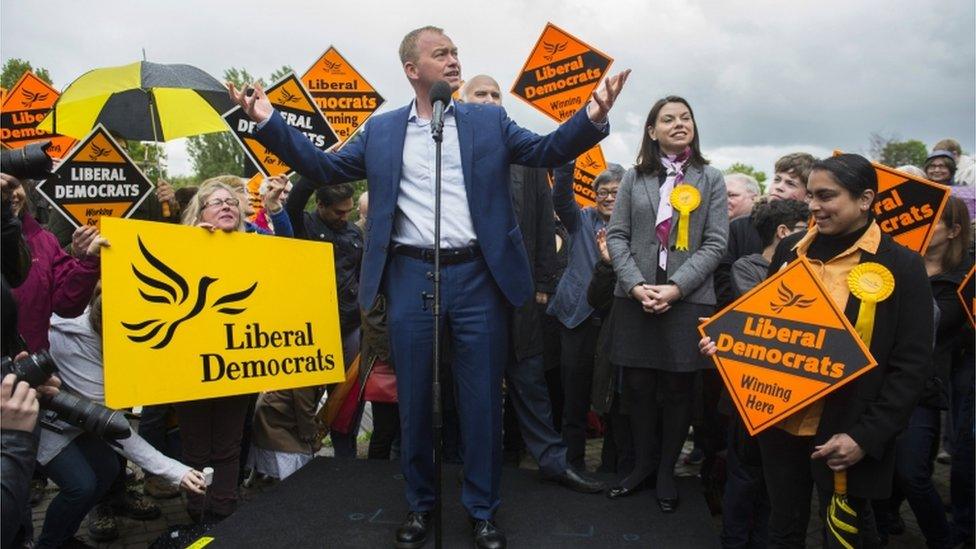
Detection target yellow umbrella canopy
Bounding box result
[37,61,233,142]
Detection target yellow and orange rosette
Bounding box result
[848,262,894,347]
[669,184,701,251]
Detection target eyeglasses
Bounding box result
[203,197,240,209]
[596,189,618,199]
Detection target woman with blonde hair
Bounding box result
[175,176,290,523]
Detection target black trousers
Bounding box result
[757,427,881,548]
[559,317,600,470]
[368,402,400,460]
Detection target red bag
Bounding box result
[330,378,362,434]
[363,359,398,403]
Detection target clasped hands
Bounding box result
[630,283,680,314]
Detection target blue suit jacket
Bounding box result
[256,102,607,310]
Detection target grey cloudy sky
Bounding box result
[3,0,973,177]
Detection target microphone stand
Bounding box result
[429,104,445,549]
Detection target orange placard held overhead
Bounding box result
[245,173,263,222]
[834,151,950,254]
[0,71,77,158]
[223,73,339,176]
[699,257,876,435]
[572,145,607,208]
[511,23,613,123]
[302,46,385,144]
[38,124,154,228]
[959,265,975,328]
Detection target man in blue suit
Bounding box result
[229,25,629,549]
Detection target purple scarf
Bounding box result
[655,147,692,270]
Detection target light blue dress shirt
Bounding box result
[394,100,476,248]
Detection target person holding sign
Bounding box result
[229,25,629,549]
[701,153,935,546]
[604,96,728,513]
[173,177,289,524]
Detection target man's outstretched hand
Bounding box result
[586,69,631,123]
[228,83,274,124]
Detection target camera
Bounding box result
[1,351,131,440]
[0,141,53,181]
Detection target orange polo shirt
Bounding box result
[775,221,882,436]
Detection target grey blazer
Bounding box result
[606,164,729,305]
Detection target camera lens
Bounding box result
[0,141,53,180]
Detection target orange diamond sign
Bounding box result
[699,257,876,435]
[301,46,385,145]
[835,151,950,254]
[0,71,77,158]
[571,145,606,208]
[38,124,154,229]
[223,73,339,176]
[511,23,613,123]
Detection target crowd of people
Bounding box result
[2,23,975,549]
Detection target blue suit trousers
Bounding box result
[385,253,508,519]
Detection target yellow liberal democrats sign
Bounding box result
[100,217,345,408]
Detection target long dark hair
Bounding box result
[635,96,708,176]
[939,196,972,273]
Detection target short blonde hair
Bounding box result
[181,177,246,232]
[399,25,444,64]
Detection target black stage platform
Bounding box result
[204,457,718,548]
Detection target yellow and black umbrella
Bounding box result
[37,61,233,142]
[825,470,859,547]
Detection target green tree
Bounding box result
[1,58,52,89]
[185,66,294,180]
[724,162,767,194]
[881,140,927,168]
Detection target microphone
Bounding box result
[429,80,452,142]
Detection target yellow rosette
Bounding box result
[669,184,701,251]
[848,262,894,347]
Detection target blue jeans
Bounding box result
[137,404,180,458]
[37,433,120,548]
[506,353,568,476]
[891,405,951,548]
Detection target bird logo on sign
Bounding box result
[20,89,49,108]
[581,154,600,170]
[323,60,344,73]
[542,41,568,61]
[122,237,258,349]
[770,282,816,313]
[88,144,112,161]
[278,90,301,104]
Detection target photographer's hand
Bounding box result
[0,371,39,433]
[36,374,61,400]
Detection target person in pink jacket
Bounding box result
[1,173,106,353]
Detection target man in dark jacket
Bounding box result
[286,178,364,457]
[461,75,603,493]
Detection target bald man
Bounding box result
[459,75,604,495]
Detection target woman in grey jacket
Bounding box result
[605,96,728,512]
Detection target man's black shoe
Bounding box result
[472,519,506,549]
[395,511,430,549]
[545,468,605,494]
